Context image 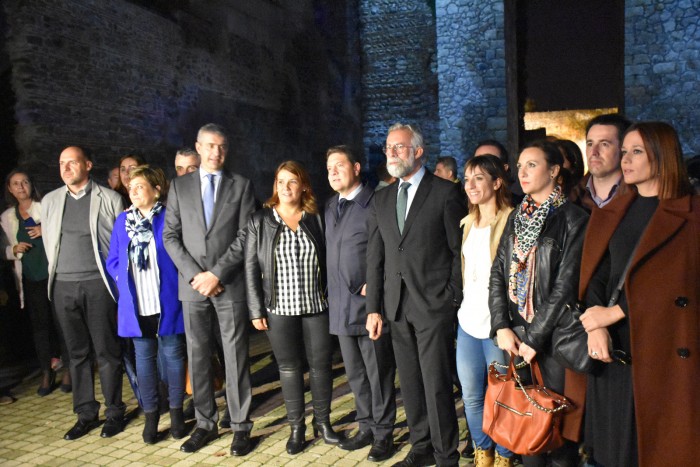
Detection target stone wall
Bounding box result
[625,0,700,155]
[359,1,440,175]
[436,0,507,171]
[2,0,362,200]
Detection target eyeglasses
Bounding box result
[383,144,413,155]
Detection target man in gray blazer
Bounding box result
[325,146,397,463]
[42,146,125,440]
[164,123,256,455]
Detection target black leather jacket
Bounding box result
[488,202,589,353]
[245,208,326,320]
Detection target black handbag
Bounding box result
[551,236,642,373]
[551,302,596,373]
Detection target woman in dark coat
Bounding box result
[579,121,699,467]
[245,160,340,455]
[489,140,588,467]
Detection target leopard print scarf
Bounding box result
[508,186,566,322]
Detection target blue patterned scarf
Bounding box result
[125,202,163,271]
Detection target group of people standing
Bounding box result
[2,116,696,467]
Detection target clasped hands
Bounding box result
[495,328,537,363]
[190,271,224,297]
[580,305,624,363]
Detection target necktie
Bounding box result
[337,198,347,218]
[397,182,411,234]
[203,173,215,228]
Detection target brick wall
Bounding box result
[436,0,507,171]
[2,0,362,200]
[359,1,440,175]
[625,0,700,155]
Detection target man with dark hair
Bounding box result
[42,146,126,440]
[367,123,467,467]
[174,148,200,177]
[164,123,256,455]
[325,145,397,463]
[434,156,460,183]
[473,139,509,171]
[582,113,632,210]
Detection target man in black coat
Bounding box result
[325,146,397,463]
[366,124,467,467]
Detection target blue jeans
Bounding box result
[133,334,186,413]
[456,326,512,457]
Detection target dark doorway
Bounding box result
[506,0,625,152]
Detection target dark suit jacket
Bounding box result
[163,169,256,303]
[366,169,467,322]
[325,184,386,336]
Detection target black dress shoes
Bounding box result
[391,450,436,467]
[100,417,125,438]
[339,430,373,451]
[368,435,395,462]
[64,418,100,440]
[230,430,253,456]
[180,428,218,453]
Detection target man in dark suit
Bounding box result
[366,123,467,467]
[325,145,397,463]
[164,123,256,455]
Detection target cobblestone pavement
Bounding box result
[0,333,471,466]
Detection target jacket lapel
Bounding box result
[629,195,690,276]
[209,171,232,233]
[186,172,206,233]
[400,171,432,239]
[89,182,101,240]
[578,192,634,298]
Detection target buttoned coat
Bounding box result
[163,169,256,303]
[325,184,385,336]
[41,181,123,300]
[578,191,699,466]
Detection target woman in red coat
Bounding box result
[578,121,699,466]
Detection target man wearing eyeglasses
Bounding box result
[164,123,256,456]
[366,123,467,467]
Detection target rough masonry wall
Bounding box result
[436,0,507,170]
[3,0,362,199]
[359,1,440,174]
[625,0,700,155]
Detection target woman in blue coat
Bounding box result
[106,165,186,444]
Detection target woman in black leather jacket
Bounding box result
[245,160,340,455]
[488,140,588,467]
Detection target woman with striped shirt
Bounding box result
[245,160,340,454]
[106,165,186,444]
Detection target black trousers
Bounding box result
[23,278,68,372]
[338,333,396,438]
[390,286,460,466]
[266,311,333,425]
[53,279,125,421]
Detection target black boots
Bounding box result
[286,424,306,454]
[169,408,187,439]
[309,368,341,444]
[280,368,307,454]
[143,411,159,444]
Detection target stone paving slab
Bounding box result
[0,334,470,466]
